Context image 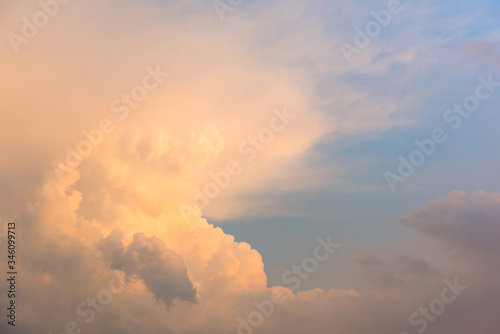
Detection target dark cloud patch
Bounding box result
[98,230,197,309]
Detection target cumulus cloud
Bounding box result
[0,128,270,334]
[0,0,419,220]
[1,131,499,334]
[0,1,499,334]
[98,230,197,308]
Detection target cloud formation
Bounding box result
[400,191,500,256]
[1,129,500,334]
[0,1,499,333]
[353,250,438,289]
[98,230,197,308]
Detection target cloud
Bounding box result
[0,1,499,333]
[98,230,197,308]
[400,191,500,256]
[353,250,438,289]
[0,0,423,220]
[2,135,499,334]
[461,39,500,66]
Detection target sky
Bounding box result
[0,0,499,333]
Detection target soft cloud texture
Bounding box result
[1,130,499,333]
[0,0,499,333]
[400,191,500,255]
[98,230,197,308]
[0,0,420,220]
[353,250,438,289]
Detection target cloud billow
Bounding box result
[98,230,197,308]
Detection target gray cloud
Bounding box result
[399,191,500,256]
[353,250,438,289]
[98,230,197,308]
